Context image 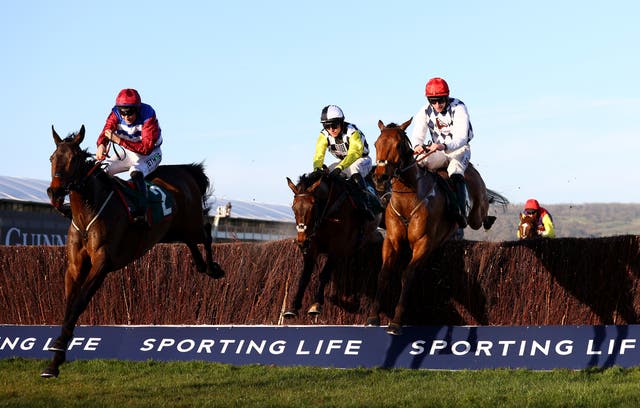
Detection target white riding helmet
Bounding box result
[320,105,345,123]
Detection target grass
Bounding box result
[2,359,640,407]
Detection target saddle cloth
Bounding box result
[114,180,175,225]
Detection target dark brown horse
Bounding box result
[366,119,507,335]
[518,213,540,239]
[42,125,224,378]
[282,170,381,319]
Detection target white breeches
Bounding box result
[104,145,162,177]
[328,156,373,178]
[416,144,470,177]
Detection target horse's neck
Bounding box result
[396,165,433,195]
[70,170,113,212]
[318,181,349,213]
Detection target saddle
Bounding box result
[110,178,175,225]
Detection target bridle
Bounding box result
[49,143,112,238]
[292,178,346,254]
[374,130,436,226]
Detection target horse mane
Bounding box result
[297,170,324,190]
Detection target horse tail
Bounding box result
[487,188,509,210]
[183,162,212,215]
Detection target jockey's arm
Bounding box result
[337,130,365,170]
[446,104,471,151]
[96,111,119,147]
[539,213,556,238]
[409,106,429,149]
[312,133,329,171]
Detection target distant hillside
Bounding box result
[464,203,640,241]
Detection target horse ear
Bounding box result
[377,120,385,131]
[52,125,62,146]
[286,177,298,194]
[308,177,323,193]
[400,117,413,131]
[74,125,86,145]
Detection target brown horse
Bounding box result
[42,125,224,378]
[366,119,508,335]
[518,213,540,239]
[283,170,381,319]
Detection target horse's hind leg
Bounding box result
[203,222,224,278]
[464,165,489,230]
[185,222,224,279]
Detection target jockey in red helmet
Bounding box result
[313,105,379,220]
[410,77,474,228]
[96,88,163,226]
[518,199,556,238]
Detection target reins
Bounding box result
[376,131,437,226]
[67,159,114,239]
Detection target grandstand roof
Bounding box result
[0,175,294,222]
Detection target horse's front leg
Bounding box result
[41,251,108,378]
[366,238,400,327]
[387,239,432,336]
[283,252,316,319]
[307,258,335,316]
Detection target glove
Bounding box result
[329,167,343,179]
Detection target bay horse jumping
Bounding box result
[366,119,508,335]
[283,170,381,319]
[518,213,540,239]
[42,125,224,378]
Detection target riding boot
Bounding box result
[349,173,376,221]
[131,171,149,226]
[450,174,468,228]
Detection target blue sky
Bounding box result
[2,1,639,206]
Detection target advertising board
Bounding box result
[2,325,639,370]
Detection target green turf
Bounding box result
[2,358,640,407]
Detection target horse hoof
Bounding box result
[206,263,225,279]
[307,303,321,316]
[40,367,59,378]
[483,215,497,230]
[365,316,380,326]
[386,323,403,336]
[282,310,297,319]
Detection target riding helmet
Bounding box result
[320,105,344,123]
[116,88,142,107]
[524,199,540,211]
[425,78,450,97]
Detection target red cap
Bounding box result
[524,199,540,210]
[425,77,450,97]
[115,88,141,106]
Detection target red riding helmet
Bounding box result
[115,88,141,107]
[524,199,540,211]
[425,77,450,97]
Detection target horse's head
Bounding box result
[372,118,413,192]
[287,173,325,252]
[518,213,540,240]
[47,125,92,208]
